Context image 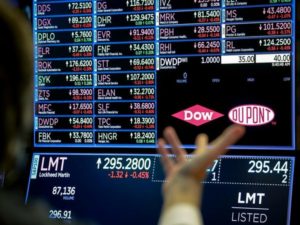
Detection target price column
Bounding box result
[157,0,221,56]
[94,0,157,146]
[221,0,293,65]
[157,0,222,70]
[34,0,95,145]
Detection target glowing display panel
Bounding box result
[34,0,296,150]
[26,154,295,225]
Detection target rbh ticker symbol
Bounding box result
[172,104,224,126]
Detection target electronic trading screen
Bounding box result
[34,0,296,150]
[26,154,295,225]
[28,1,298,225]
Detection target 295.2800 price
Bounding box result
[96,157,152,170]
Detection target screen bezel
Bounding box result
[23,1,300,225]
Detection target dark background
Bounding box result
[5,0,300,225]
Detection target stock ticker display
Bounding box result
[29,1,298,225]
[34,0,296,150]
[26,154,295,225]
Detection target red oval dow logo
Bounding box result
[228,105,275,126]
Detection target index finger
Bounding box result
[163,126,187,163]
[208,124,245,159]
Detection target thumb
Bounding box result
[186,125,245,178]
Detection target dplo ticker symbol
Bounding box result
[172,104,224,126]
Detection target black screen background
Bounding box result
[10,1,299,225]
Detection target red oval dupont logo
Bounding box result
[228,105,275,126]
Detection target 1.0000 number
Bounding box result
[201,56,220,64]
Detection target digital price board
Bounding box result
[33,0,297,150]
[27,1,299,225]
[26,154,295,225]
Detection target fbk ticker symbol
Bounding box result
[172,104,224,126]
